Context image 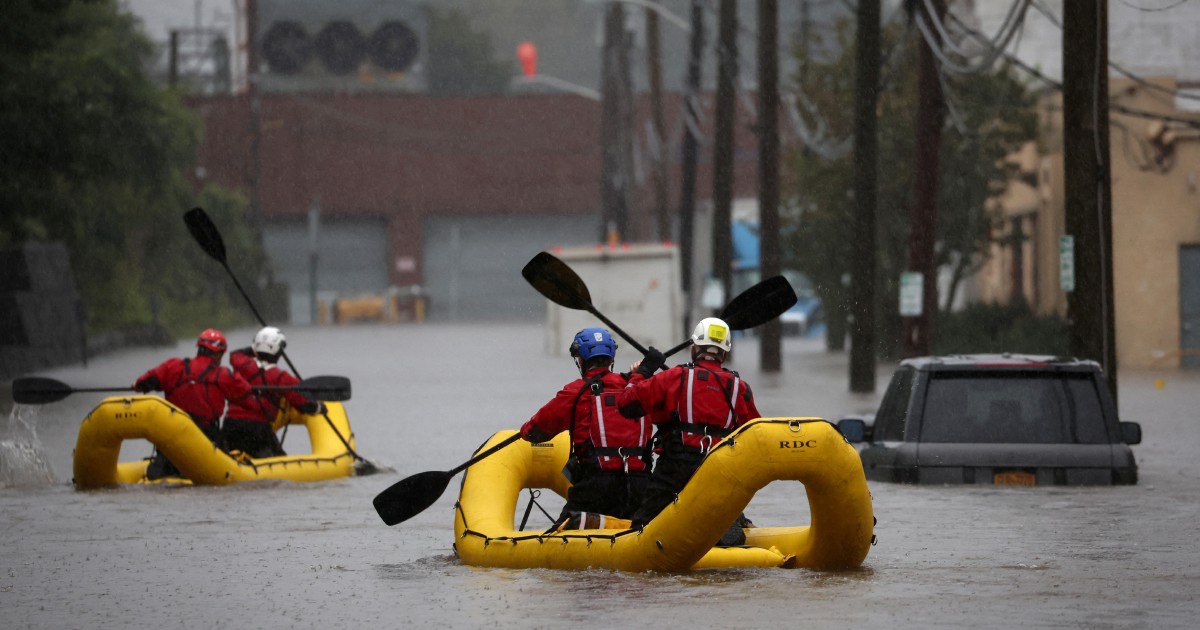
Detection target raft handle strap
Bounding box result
[518,489,555,531]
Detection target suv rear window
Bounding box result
[919,371,1110,444]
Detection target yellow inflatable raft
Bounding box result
[453,418,875,571]
[73,396,360,489]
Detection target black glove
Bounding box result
[636,347,666,379]
[298,401,327,415]
[522,425,555,444]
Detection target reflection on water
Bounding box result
[0,405,57,486]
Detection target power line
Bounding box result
[940,9,1200,131]
[1028,0,1200,102]
[1114,0,1193,12]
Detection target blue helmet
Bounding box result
[569,328,617,362]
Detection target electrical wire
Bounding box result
[943,9,1200,131]
[915,0,1032,75]
[1028,0,1200,102]
[1115,0,1192,12]
[921,0,1029,66]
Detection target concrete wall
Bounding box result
[0,243,85,381]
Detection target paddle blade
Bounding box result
[292,375,351,401]
[721,275,798,330]
[521,251,592,310]
[373,470,453,526]
[184,207,227,264]
[11,377,73,405]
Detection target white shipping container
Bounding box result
[542,244,684,359]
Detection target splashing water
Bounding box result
[0,404,58,486]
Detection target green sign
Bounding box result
[1059,235,1075,292]
[899,272,923,317]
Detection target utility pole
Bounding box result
[678,0,705,329]
[646,8,670,242]
[712,0,738,306]
[247,0,262,228]
[758,0,782,373]
[600,3,633,243]
[1063,0,1117,402]
[902,0,946,358]
[169,30,180,87]
[850,0,881,393]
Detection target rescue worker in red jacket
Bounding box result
[617,317,761,542]
[133,328,252,479]
[224,326,324,458]
[519,328,652,528]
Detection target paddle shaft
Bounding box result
[373,432,523,525]
[220,258,304,379]
[448,433,523,477]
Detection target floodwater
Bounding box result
[2,322,1198,629]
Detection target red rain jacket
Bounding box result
[521,367,651,472]
[617,357,761,451]
[135,354,252,427]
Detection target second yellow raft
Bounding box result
[73,396,361,488]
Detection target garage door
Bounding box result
[263,217,389,324]
[422,214,599,321]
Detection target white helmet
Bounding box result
[691,317,732,353]
[253,326,287,356]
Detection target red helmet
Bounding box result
[196,328,228,354]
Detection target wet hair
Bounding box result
[692,345,726,362]
[580,355,614,372]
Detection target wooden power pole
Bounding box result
[758,0,783,373]
[600,3,633,243]
[646,9,669,242]
[1063,0,1117,401]
[712,0,738,305]
[678,1,705,329]
[902,0,947,358]
[850,0,881,393]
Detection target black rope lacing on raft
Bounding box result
[456,498,642,547]
[230,451,355,473]
[116,397,356,478]
[453,419,837,549]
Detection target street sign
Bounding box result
[900,272,923,317]
[1059,235,1075,292]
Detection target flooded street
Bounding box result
[3,322,1199,628]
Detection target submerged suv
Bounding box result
[837,354,1142,486]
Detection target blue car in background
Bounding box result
[732,221,823,337]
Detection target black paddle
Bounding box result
[12,375,353,406]
[372,433,523,526]
[521,251,649,355]
[661,274,798,358]
[184,207,378,475]
[184,207,302,377]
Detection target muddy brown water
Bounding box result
[2,323,1197,628]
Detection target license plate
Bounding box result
[994,470,1036,486]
